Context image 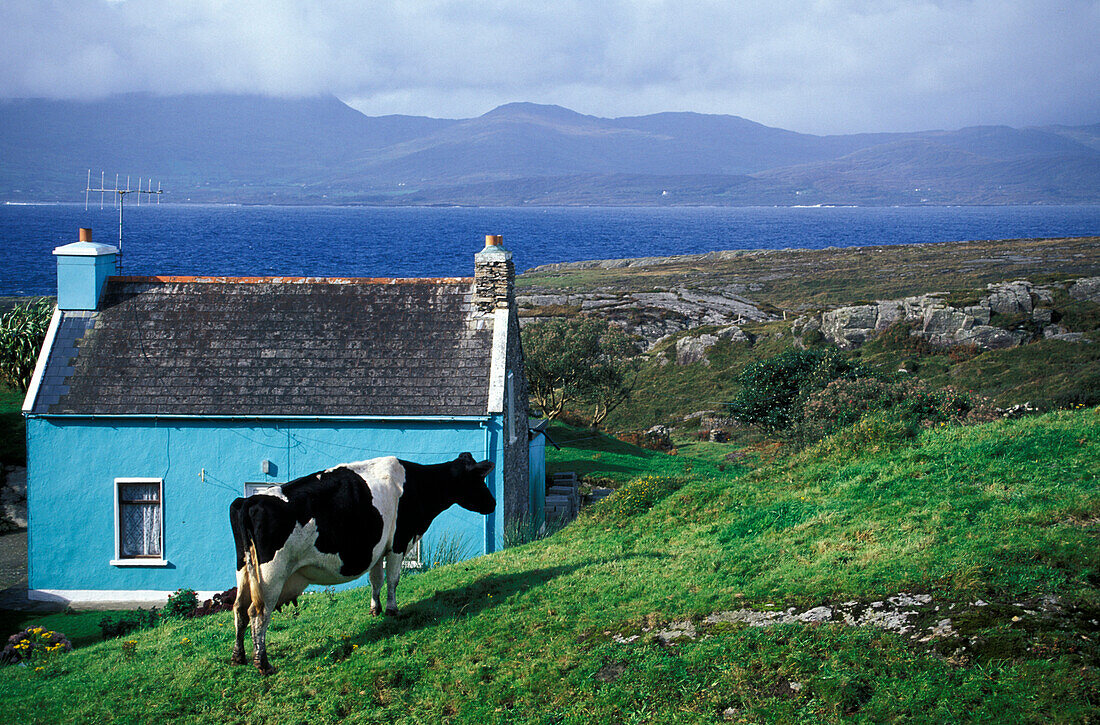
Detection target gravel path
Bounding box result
[0,530,27,591]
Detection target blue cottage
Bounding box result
[23,232,541,606]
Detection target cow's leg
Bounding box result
[384,551,404,615]
[231,567,251,665]
[369,559,385,616]
[249,595,275,675]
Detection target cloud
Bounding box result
[1,0,1096,133]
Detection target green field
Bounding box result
[0,409,1096,723]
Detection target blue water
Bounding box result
[2,203,1099,295]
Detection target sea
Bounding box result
[2,203,1099,296]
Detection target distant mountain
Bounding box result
[1,94,1097,205]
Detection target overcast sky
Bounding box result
[2,1,1097,134]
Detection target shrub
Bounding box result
[796,376,998,446]
[194,588,237,617]
[726,348,866,431]
[588,475,682,520]
[163,588,199,618]
[98,609,160,640]
[813,412,917,458]
[616,428,673,452]
[2,627,72,666]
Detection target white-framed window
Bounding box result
[111,478,167,566]
[244,482,282,497]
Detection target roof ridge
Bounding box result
[111,275,474,285]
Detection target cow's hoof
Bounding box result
[255,661,275,676]
[370,604,382,616]
[230,650,247,665]
[385,607,399,617]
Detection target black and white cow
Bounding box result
[229,452,495,674]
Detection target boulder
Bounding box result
[1031,308,1053,325]
[716,325,754,344]
[821,304,880,349]
[675,334,719,365]
[963,305,992,325]
[1069,277,1100,304]
[984,281,1034,316]
[1043,326,1089,343]
[957,325,1029,349]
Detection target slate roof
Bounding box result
[30,276,496,417]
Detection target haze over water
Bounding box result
[3,203,1099,296]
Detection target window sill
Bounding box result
[110,559,169,567]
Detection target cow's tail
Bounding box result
[247,538,265,613]
[239,507,266,614]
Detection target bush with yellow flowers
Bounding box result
[587,475,682,520]
[1,626,72,666]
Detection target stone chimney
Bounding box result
[53,228,118,311]
[474,234,514,314]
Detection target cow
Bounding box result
[228,452,496,674]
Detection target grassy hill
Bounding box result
[1,409,1096,723]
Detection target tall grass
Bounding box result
[0,300,51,392]
[421,530,474,569]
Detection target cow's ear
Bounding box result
[473,460,495,478]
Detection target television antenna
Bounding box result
[85,170,165,273]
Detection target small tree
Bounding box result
[578,322,639,428]
[0,299,52,392]
[522,317,639,427]
[726,348,865,432]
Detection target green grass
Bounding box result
[0,609,108,651]
[855,332,1100,409]
[1,409,1097,723]
[544,421,732,485]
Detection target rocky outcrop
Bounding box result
[814,279,1086,350]
[674,325,753,365]
[519,287,771,349]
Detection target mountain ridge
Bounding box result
[1,94,1097,205]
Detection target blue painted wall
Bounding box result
[26,415,505,593]
[528,432,546,528]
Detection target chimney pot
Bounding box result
[485,234,503,247]
[79,228,92,243]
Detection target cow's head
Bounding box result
[450,452,496,515]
